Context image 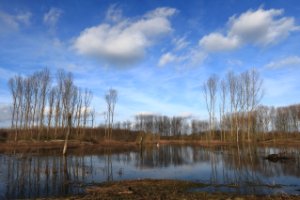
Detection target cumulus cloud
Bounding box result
[43,8,63,27]
[161,7,298,67]
[265,56,300,69]
[199,8,299,52]
[73,7,177,66]
[0,10,31,33]
[199,33,240,52]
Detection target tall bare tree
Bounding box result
[83,89,93,135]
[38,68,51,140]
[8,77,18,140]
[227,71,240,142]
[219,78,227,141]
[105,88,118,140]
[47,87,56,139]
[202,74,218,141]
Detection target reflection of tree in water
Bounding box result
[136,145,214,169]
[104,148,113,182]
[1,146,299,198]
[222,146,300,178]
[135,144,300,191]
[212,145,300,194]
[1,152,90,199]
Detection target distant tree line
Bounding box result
[111,68,299,142]
[133,114,189,137]
[8,68,94,141]
[111,102,300,142]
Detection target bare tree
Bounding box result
[219,78,227,141]
[31,73,39,132]
[47,87,56,139]
[83,89,93,136]
[38,68,51,140]
[202,74,218,141]
[75,89,83,137]
[7,68,95,142]
[227,71,239,142]
[248,68,263,140]
[105,88,118,140]
[8,77,18,140]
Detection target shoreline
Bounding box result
[38,179,300,200]
[0,138,300,153]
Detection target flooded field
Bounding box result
[0,145,299,199]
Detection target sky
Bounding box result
[0,0,300,127]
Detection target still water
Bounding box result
[0,145,300,199]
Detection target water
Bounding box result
[0,145,299,199]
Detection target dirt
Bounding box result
[0,140,139,154]
[38,179,300,200]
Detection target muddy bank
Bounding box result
[0,140,140,154]
[39,179,300,200]
[1,138,300,154]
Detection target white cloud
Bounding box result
[134,111,160,116]
[73,7,177,66]
[162,7,298,66]
[199,8,299,52]
[158,52,177,67]
[172,36,189,51]
[0,10,31,33]
[265,56,300,69]
[158,48,207,67]
[199,33,240,52]
[43,8,63,27]
[145,7,177,18]
[106,4,123,22]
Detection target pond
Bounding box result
[0,145,300,199]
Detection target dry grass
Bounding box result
[38,179,300,200]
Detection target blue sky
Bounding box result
[0,0,300,126]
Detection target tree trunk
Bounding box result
[63,114,72,156]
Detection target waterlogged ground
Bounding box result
[0,145,300,199]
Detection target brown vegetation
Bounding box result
[3,68,300,152]
[38,179,300,200]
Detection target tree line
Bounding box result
[6,67,300,143]
[109,102,300,142]
[8,68,94,141]
[201,68,300,142]
[202,68,264,142]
